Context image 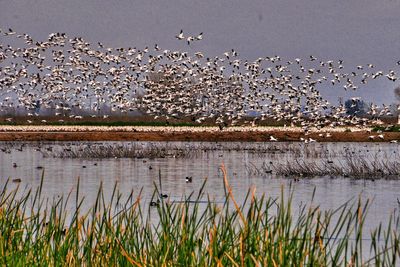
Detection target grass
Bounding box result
[0,115,290,127]
[44,143,200,159]
[38,141,367,160]
[0,120,201,127]
[246,153,400,179]
[0,166,399,266]
[51,120,200,127]
[42,142,293,159]
[373,126,400,132]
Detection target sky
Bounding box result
[1,0,400,104]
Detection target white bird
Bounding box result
[0,28,397,131]
[176,30,184,40]
[196,32,203,40]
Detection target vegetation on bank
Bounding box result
[0,118,398,129]
[373,126,400,132]
[0,120,201,127]
[0,168,399,266]
[0,115,290,127]
[247,154,400,179]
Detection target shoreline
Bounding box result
[0,126,399,142]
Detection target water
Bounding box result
[0,141,399,230]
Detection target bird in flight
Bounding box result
[176,30,184,40]
[176,30,203,45]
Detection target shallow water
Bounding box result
[0,141,399,230]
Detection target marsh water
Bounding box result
[1,141,400,230]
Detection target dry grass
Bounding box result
[253,153,400,179]
[43,143,201,159]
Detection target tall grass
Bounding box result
[42,142,295,159]
[373,126,400,132]
[43,143,201,159]
[268,153,400,179]
[0,166,399,266]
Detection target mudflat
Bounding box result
[0,126,398,142]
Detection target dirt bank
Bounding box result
[0,126,398,142]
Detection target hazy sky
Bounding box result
[1,0,400,104]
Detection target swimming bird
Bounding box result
[150,200,160,207]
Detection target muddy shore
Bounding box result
[0,126,398,142]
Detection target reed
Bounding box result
[42,141,294,159]
[43,143,201,159]
[268,153,400,179]
[40,142,342,159]
[0,167,399,266]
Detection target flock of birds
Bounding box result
[0,27,399,130]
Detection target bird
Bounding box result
[176,30,184,40]
[185,176,192,183]
[186,36,194,45]
[196,32,203,40]
[0,28,397,133]
[150,200,160,207]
